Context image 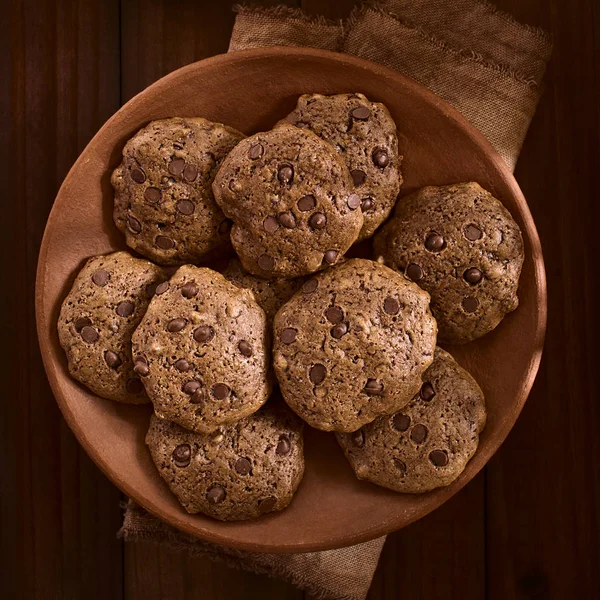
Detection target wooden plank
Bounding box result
[0,0,123,598]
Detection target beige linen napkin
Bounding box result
[120,3,551,599]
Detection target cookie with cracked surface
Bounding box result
[278,93,402,240]
[222,258,304,321]
[57,251,167,403]
[273,258,437,432]
[132,265,272,433]
[212,124,363,279]
[336,348,486,493]
[146,401,304,521]
[112,117,244,265]
[374,182,524,344]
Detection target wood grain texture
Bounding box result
[2,0,599,599]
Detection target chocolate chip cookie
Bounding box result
[146,401,304,521]
[273,258,437,432]
[374,182,524,344]
[336,348,486,493]
[279,93,402,241]
[212,124,363,279]
[132,265,272,433]
[222,258,304,321]
[57,251,167,403]
[112,117,244,265]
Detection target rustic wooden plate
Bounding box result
[36,47,546,553]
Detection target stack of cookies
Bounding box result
[58,93,524,521]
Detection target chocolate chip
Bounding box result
[174,359,190,372]
[228,179,238,191]
[116,301,135,317]
[263,216,280,233]
[168,157,185,175]
[364,379,384,396]
[278,211,296,228]
[133,356,149,376]
[155,235,174,250]
[361,198,373,211]
[420,382,436,401]
[92,269,110,286]
[384,297,400,315]
[144,187,161,203]
[394,459,407,474]
[425,232,445,252]
[104,350,121,368]
[410,424,428,443]
[74,317,92,332]
[462,296,479,313]
[464,223,482,241]
[176,200,195,215]
[464,267,483,284]
[276,435,291,456]
[207,485,226,504]
[131,167,146,183]
[235,457,252,475]
[325,306,344,324]
[277,164,294,184]
[248,143,264,160]
[392,413,411,432]
[351,429,365,447]
[257,254,275,271]
[324,250,338,265]
[127,216,142,234]
[309,364,326,385]
[212,383,230,399]
[219,219,232,234]
[406,263,423,281]
[297,195,316,211]
[302,279,318,294]
[182,164,198,182]
[331,323,348,339]
[347,194,361,210]
[193,325,214,343]
[429,450,449,467]
[190,388,207,404]
[372,148,390,168]
[309,212,327,230]
[238,340,253,357]
[80,326,98,343]
[258,496,276,513]
[351,106,371,120]
[155,282,169,295]
[126,378,143,394]
[182,380,201,395]
[173,444,191,467]
[181,282,198,298]
[350,170,366,186]
[167,318,187,332]
[281,328,297,344]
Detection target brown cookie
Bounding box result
[374,182,524,344]
[132,265,272,433]
[212,124,363,279]
[146,401,304,521]
[279,93,402,240]
[57,251,167,403]
[112,117,244,265]
[273,259,437,432]
[336,348,486,493]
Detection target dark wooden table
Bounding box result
[2,1,598,598]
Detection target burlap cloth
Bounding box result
[120,2,551,599]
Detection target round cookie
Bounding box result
[278,93,402,241]
[132,265,272,433]
[336,348,486,493]
[146,401,304,521]
[374,182,524,344]
[273,258,437,432]
[57,251,167,403]
[112,117,244,265]
[222,258,304,321]
[212,124,363,279]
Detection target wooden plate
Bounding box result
[35,47,547,553]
